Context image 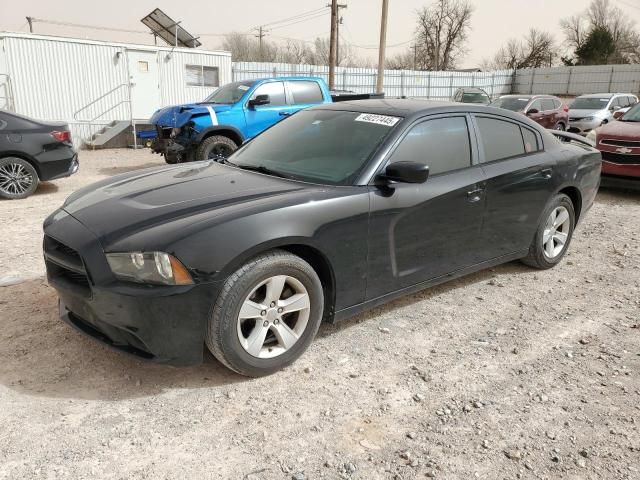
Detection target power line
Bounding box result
[268,11,329,31]
[246,7,327,33]
[29,18,149,34]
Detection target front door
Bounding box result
[127,50,160,120]
[244,81,289,139]
[367,115,487,300]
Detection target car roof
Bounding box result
[309,98,535,123]
[575,93,636,98]
[458,87,488,93]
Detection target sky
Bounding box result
[1,0,640,68]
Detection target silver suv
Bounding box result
[568,93,638,135]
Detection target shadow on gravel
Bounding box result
[97,162,162,176]
[0,278,244,401]
[0,262,530,401]
[597,186,640,201]
[33,182,59,196]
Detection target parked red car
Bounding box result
[592,103,640,188]
[490,95,570,130]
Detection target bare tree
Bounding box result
[415,0,474,70]
[485,29,557,70]
[561,0,640,64]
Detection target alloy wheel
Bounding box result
[236,275,311,358]
[0,162,34,197]
[542,206,571,259]
[208,144,234,160]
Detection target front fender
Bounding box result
[193,125,245,145]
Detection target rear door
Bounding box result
[367,114,487,299]
[473,115,558,259]
[540,98,557,128]
[525,99,545,126]
[243,81,288,138]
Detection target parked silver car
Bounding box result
[568,93,638,135]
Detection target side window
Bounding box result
[288,81,324,105]
[476,117,526,162]
[389,117,471,176]
[250,82,287,106]
[541,99,555,111]
[529,99,542,112]
[522,127,539,153]
[553,99,562,109]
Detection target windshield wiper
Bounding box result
[227,162,294,179]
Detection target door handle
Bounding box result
[279,111,292,117]
[466,187,484,203]
[540,168,553,179]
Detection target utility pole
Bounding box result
[26,16,33,33]
[335,3,347,67]
[328,0,338,89]
[376,0,389,94]
[255,26,267,62]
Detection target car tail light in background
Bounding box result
[51,130,71,142]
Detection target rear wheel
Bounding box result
[195,135,238,162]
[206,250,324,377]
[522,194,575,269]
[0,157,39,200]
[554,122,565,131]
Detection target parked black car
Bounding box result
[0,110,78,199]
[43,100,601,376]
[451,87,491,105]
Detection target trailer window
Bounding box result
[185,65,220,87]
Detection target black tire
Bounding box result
[206,250,324,377]
[522,193,575,269]
[0,157,39,200]
[195,135,238,161]
[554,122,565,131]
[164,153,180,164]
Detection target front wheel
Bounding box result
[0,157,39,200]
[206,250,324,377]
[522,193,575,269]
[195,135,238,161]
[554,122,565,131]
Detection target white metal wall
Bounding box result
[232,62,514,99]
[515,64,640,95]
[0,33,232,143]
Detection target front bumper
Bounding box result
[44,210,220,366]
[568,119,602,134]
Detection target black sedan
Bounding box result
[43,100,601,376]
[0,110,78,199]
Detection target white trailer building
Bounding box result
[0,32,232,147]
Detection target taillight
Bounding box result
[51,130,71,142]
[563,105,569,112]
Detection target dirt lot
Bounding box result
[0,149,639,480]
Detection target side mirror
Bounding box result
[613,110,625,119]
[248,94,270,108]
[526,108,539,115]
[380,161,429,184]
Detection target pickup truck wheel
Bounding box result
[196,136,238,161]
[205,250,324,377]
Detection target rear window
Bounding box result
[288,81,324,104]
[476,117,526,161]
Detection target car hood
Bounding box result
[597,120,640,139]
[569,108,606,118]
[62,161,310,247]
[150,103,234,127]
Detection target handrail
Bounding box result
[84,100,132,124]
[0,74,15,111]
[73,83,130,121]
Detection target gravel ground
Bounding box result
[0,149,639,480]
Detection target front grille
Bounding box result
[601,151,640,165]
[569,117,583,122]
[600,138,640,148]
[43,235,91,294]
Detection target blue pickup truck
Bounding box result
[150,77,335,164]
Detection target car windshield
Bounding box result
[201,81,254,104]
[229,110,400,185]
[620,103,640,121]
[462,92,489,103]
[490,97,530,111]
[569,97,610,110]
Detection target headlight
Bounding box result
[586,129,597,142]
[106,252,193,285]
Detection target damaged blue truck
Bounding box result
[150,76,381,163]
[150,77,333,164]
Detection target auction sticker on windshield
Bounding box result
[355,113,400,127]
